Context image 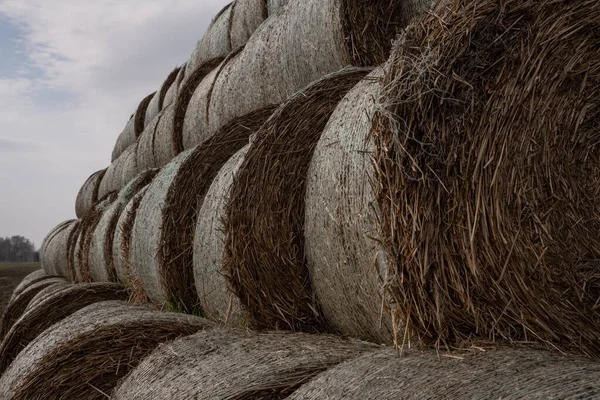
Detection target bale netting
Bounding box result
[39,219,73,276]
[373,0,600,356]
[9,270,48,304]
[304,69,392,344]
[0,283,129,376]
[98,144,136,199]
[88,170,159,283]
[206,0,431,139]
[111,115,135,162]
[289,347,600,399]
[132,106,276,313]
[120,142,139,187]
[74,169,106,218]
[0,278,66,340]
[163,62,187,108]
[194,145,250,325]
[113,187,149,303]
[152,103,179,167]
[0,301,214,400]
[136,111,162,172]
[113,329,375,399]
[44,219,80,280]
[224,68,371,331]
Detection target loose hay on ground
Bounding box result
[373,0,600,355]
[113,329,376,399]
[0,300,213,400]
[0,283,128,375]
[224,68,371,331]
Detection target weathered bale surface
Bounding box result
[207,0,430,138]
[111,115,135,162]
[133,106,276,312]
[0,283,128,376]
[0,301,213,400]
[224,68,370,331]
[194,145,250,325]
[88,170,159,283]
[9,270,47,304]
[153,103,178,167]
[75,169,106,218]
[39,220,73,276]
[0,278,66,340]
[66,220,82,282]
[305,69,392,344]
[98,144,136,199]
[22,282,68,314]
[374,0,600,355]
[44,220,80,280]
[173,57,224,153]
[163,62,187,108]
[134,92,155,137]
[137,111,162,172]
[120,142,138,187]
[289,347,600,399]
[113,329,375,399]
[75,194,117,283]
[182,67,220,150]
[143,68,181,129]
[229,0,266,49]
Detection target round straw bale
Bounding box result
[75,169,106,218]
[182,66,220,150]
[229,0,267,49]
[44,220,80,280]
[120,142,139,187]
[66,220,82,282]
[22,282,68,314]
[0,283,129,376]
[134,92,156,137]
[0,300,213,400]
[373,0,600,356]
[113,329,375,399]
[152,103,179,167]
[0,278,66,340]
[289,347,600,399]
[143,68,181,127]
[305,69,392,344]
[163,62,187,108]
[99,144,136,199]
[224,68,371,331]
[182,3,233,86]
[194,145,250,325]
[111,115,135,162]
[207,0,430,138]
[89,170,159,283]
[267,0,289,13]
[173,57,224,153]
[136,111,162,172]
[9,270,47,304]
[39,220,73,276]
[132,106,276,312]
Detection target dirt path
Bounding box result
[0,263,41,317]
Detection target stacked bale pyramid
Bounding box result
[3,0,598,397]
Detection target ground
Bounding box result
[0,263,41,316]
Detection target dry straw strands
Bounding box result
[304,69,392,344]
[75,169,106,218]
[136,111,162,172]
[113,329,375,399]
[373,0,600,355]
[224,68,370,331]
[9,270,48,304]
[88,170,159,283]
[289,347,600,399]
[0,278,66,340]
[144,67,180,127]
[98,144,136,199]
[43,220,80,280]
[194,144,250,325]
[163,62,187,108]
[0,301,213,400]
[39,220,73,277]
[22,282,68,315]
[132,106,275,311]
[134,92,155,137]
[120,142,139,187]
[207,0,430,139]
[0,283,128,376]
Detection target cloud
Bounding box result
[0,0,230,246]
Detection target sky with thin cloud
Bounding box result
[0,0,230,248]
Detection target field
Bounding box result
[0,263,41,316]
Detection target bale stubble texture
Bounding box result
[305,69,393,344]
[224,68,371,331]
[288,347,600,399]
[0,301,213,400]
[75,169,106,218]
[0,283,129,376]
[373,0,600,355]
[113,329,376,399]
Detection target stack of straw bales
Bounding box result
[0,283,128,375]
[113,329,375,399]
[0,301,213,399]
[224,68,370,331]
[373,0,600,355]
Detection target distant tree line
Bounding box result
[0,236,39,263]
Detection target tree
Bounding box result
[0,236,37,263]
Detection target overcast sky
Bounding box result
[0,0,230,248]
